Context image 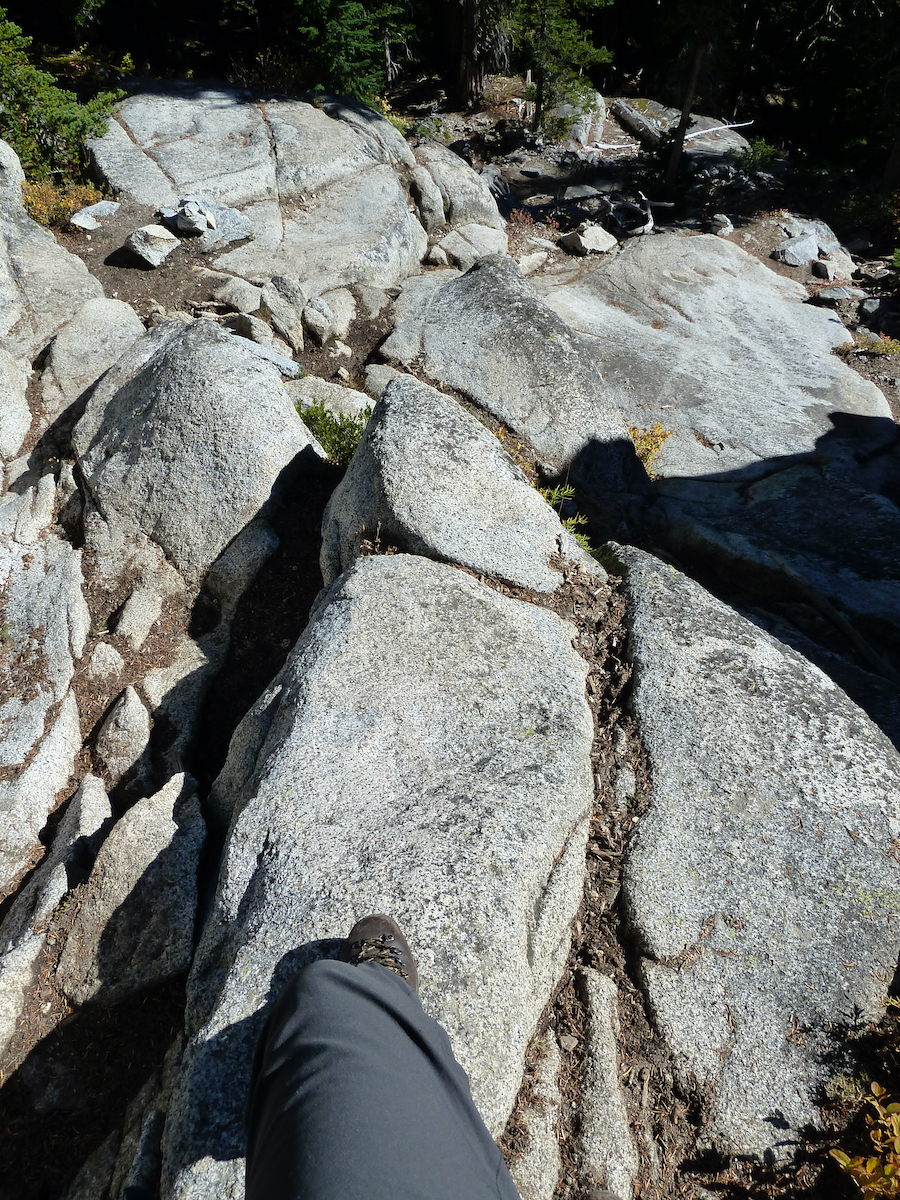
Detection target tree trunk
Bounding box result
[457,0,481,105]
[885,130,900,189]
[664,40,707,199]
[531,3,548,132]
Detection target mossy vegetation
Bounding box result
[298,400,371,468]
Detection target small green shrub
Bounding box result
[831,1082,900,1198]
[299,400,370,467]
[0,7,123,180]
[540,482,593,554]
[733,137,779,171]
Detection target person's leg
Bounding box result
[245,957,521,1200]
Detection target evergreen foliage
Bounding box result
[0,6,121,180]
[510,0,611,130]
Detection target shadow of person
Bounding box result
[568,410,900,748]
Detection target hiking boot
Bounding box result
[338,914,419,992]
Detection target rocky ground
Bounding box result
[1,78,899,1200]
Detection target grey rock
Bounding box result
[710,213,733,237]
[564,184,601,200]
[89,641,124,680]
[578,969,640,1198]
[415,142,505,230]
[125,224,181,268]
[260,276,306,351]
[230,312,276,348]
[823,247,856,280]
[94,686,151,787]
[69,211,99,231]
[363,362,402,400]
[559,224,618,256]
[109,1037,183,1200]
[63,1132,121,1200]
[810,285,867,305]
[167,554,594,1197]
[567,92,607,148]
[69,199,120,228]
[302,301,332,346]
[319,95,416,169]
[438,223,508,272]
[74,319,324,589]
[0,774,111,1057]
[320,375,601,591]
[812,258,836,281]
[533,233,889,479]
[617,544,900,1158]
[217,165,427,295]
[772,231,819,267]
[425,244,449,266]
[411,163,446,232]
[139,521,280,765]
[0,523,88,773]
[320,288,356,340]
[386,255,640,500]
[213,276,263,314]
[0,693,81,902]
[0,347,30,460]
[88,118,180,209]
[99,90,275,208]
[40,297,145,424]
[0,137,25,204]
[353,283,389,318]
[509,1032,563,1200]
[267,100,381,197]
[0,180,104,362]
[57,773,205,1006]
[115,568,185,651]
[518,250,549,274]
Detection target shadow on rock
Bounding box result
[618,409,900,747]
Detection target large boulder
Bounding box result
[415,142,505,230]
[0,161,103,363]
[0,482,89,897]
[163,553,595,1199]
[532,233,888,480]
[215,164,427,294]
[40,297,145,424]
[381,255,644,502]
[92,88,276,208]
[89,91,427,294]
[615,544,900,1159]
[0,774,110,1057]
[57,773,205,1006]
[73,319,324,589]
[320,374,600,590]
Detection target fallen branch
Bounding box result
[683,120,754,142]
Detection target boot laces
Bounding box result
[349,935,409,980]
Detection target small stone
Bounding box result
[95,686,151,786]
[518,251,549,274]
[812,259,837,281]
[89,641,124,679]
[70,213,100,231]
[124,225,180,268]
[710,214,733,237]
[559,225,618,256]
[425,245,449,266]
[772,231,819,267]
[213,276,263,314]
[302,303,332,346]
[559,1034,578,1051]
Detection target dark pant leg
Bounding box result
[245,959,521,1200]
